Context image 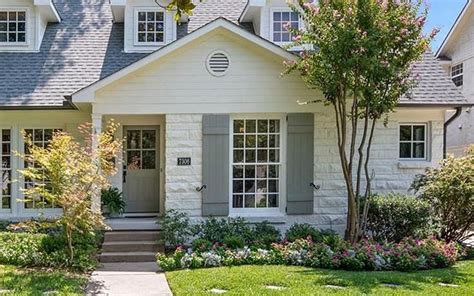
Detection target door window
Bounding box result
[126,129,157,170]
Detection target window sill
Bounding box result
[397,161,431,169]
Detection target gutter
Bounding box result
[443,106,463,158]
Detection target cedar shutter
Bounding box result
[202,114,230,216]
[286,113,314,214]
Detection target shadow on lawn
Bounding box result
[293,264,471,294]
[0,267,87,294]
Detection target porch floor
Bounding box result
[105,217,161,231]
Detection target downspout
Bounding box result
[443,106,462,158]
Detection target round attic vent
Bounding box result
[206,51,230,76]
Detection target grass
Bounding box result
[0,265,87,295]
[166,260,474,295]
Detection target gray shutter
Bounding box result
[286,113,314,215]
[202,114,230,216]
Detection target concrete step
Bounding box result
[99,252,157,263]
[102,241,164,253]
[104,231,161,243]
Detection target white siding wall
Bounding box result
[124,0,176,52]
[0,0,37,52]
[443,8,474,155]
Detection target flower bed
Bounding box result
[157,237,459,272]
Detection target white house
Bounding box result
[436,0,474,156]
[0,0,468,235]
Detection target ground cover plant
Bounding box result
[0,264,87,295]
[166,261,474,296]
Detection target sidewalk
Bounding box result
[86,262,172,296]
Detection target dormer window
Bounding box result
[0,10,26,44]
[136,9,165,45]
[271,10,300,44]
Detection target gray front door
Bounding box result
[123,126,160,213]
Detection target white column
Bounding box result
[91,113,103,214]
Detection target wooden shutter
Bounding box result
[286,113,314,215]
[202,114,230,216]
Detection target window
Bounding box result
[23,128,61,209]
[0,10,26,43]
[451,63,463,87]
[272,11,300,43]
[232,119,281,210]
[399,124,427,160]
[136,10,165,44]
[1,129,11,209]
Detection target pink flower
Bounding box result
[292,35,302,42]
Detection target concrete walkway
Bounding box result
[86,262,172,296]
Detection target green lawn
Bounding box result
[166,260,474,296]
[0,265,87,295]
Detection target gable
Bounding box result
[91,29,322,114]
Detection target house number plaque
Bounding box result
[177,157,191,166]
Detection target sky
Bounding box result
[425,0,467,52]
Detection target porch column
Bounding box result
[91,113,103,213]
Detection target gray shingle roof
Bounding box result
[0,0,467,108]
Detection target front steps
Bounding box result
[100,231,164,263]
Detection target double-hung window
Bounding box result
[23,128,61,209]
[231,118,282,212]
[399,124,427,160]
[0,10,26,43]
[272,10,300,44]
[451,63,463,87]
[136,10,165,44]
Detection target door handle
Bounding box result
[123,167,127,183]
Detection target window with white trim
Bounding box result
[232,119,281,209]
[0,10,26,43]
[1,129,11,209]
[23,128,61,209]
[272,11,300,43]
[451,63,463,87]
[399,124,427,160]
[136,10,165,44]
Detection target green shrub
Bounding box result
[0,231,101,271]
[161,210,193,248]
[366,194,434,242]
[252,222,280,248]
[194,217,253,246]
[223,235,245,249]
[285,223,321,242]
[411,146,474,242]
[0,220,12,231]
[6,219,62,234]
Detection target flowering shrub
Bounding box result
[156,237,459,272]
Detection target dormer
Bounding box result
[0,0,60,52]
[110,0,178,53]
[240,0,302,47]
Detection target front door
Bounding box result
[123,126,160,213]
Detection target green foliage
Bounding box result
[101,187,126,215]
[252,222,281,249]
[411,146,474,242]
[285,223,321,242]
[366,194,434,242]
[285,0,435,243]
[18,121,121,261]
[191,238,213,252]
[223,235,245,249]
[0,220,12,231]
[161,210,193,247]
[0,231,101,271]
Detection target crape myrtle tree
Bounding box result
[285,0,437,243]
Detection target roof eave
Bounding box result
[436,0,472,57]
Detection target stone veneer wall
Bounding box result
[165,113,444,234]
